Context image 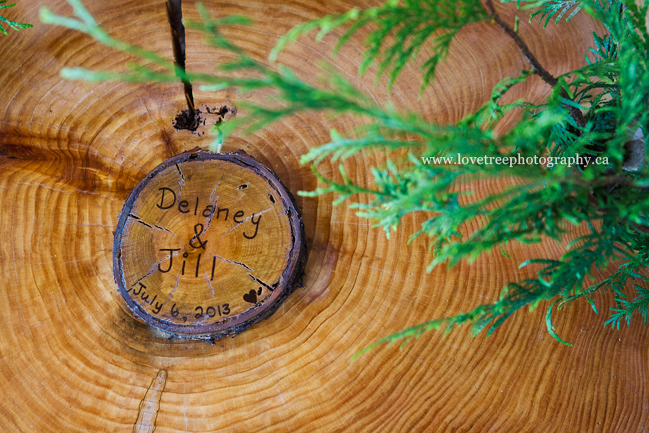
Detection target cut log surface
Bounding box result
[114,149,306,340]
[0,0,648,432]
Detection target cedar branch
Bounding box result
[483,0,587,128]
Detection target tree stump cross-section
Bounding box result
[3,0,648,431]
[113,149,306,341]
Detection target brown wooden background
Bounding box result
[1,0,647,431]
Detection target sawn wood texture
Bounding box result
[0,0,647,431]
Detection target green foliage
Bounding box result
[0,0,32,35]
[41,0,649,356]
[547,300,573,346]
[606,286,649,328]
[270,0,489,94]
[597,234,649,328]
[526,0,584,27]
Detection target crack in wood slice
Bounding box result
[133,369,167,433]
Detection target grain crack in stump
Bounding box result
[133,369,167,433]
[201,178,222,233]
[113,149,306,341]
[248,273,275,292]
[213,254,254,272]
[129,213,178,237]
[175,164,185,192]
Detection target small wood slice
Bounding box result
[113,149,306,341]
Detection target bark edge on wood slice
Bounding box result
[112,148,307,342]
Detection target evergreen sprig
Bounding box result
[41,0,649,355]
[270,0,489,94]
[606,286,649,328]
[0,0,31,35]
[526,0,584,27]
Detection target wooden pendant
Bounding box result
[113,148,306,341]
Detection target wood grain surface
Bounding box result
[113,149,306,340]
[0,0,647,432]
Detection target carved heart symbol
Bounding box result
[243,290,257,304]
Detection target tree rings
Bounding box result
[112,149,306,341]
